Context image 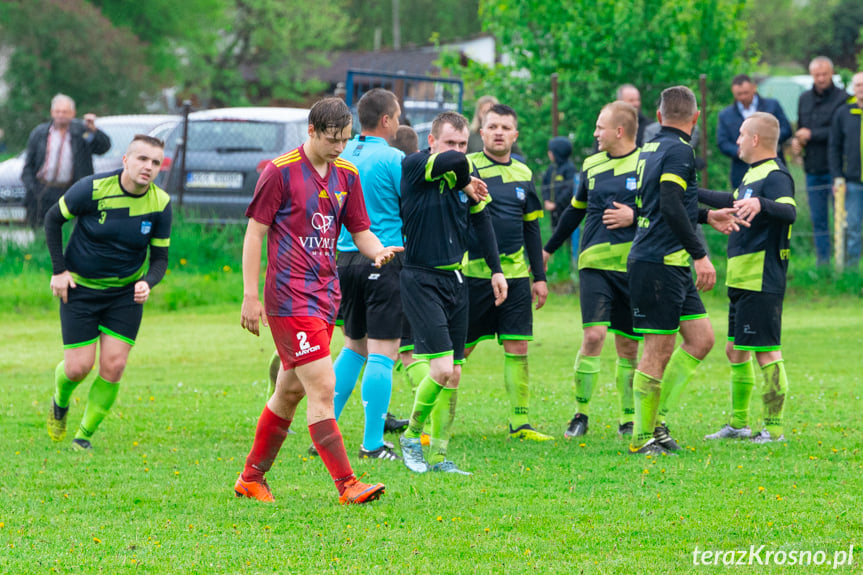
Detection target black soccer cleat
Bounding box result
[383,412,409,434]
[617,421,634,438]
[71,438,92,451]
[358,444,402,461]
[564,413,589,438]
[628,439,676,456]
[653,422,681,451]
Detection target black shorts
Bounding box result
[579,268,640,340]
[466,276,532,347]
[60,283,143,348]
[400,266,468,363]
[628,260,707,334]
[337,251,405,340]
[728,287,783,351]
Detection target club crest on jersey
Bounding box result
[458,190,468,203]
[334,190,347,208]
[626,177,637,191]
[743,187,753,199]
[311,212,334,233]
[515,186,526,201]
[140,221,152,235]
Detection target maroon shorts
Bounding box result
[268,316,334,369]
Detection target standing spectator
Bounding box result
[44,136,171,451]
[828,72,863,268]
[717,75,792,189]
[617,84,649,146]
[393,125,419,155]
[21,94,110,228]
[795,56,851,266]
[541,136,577,228]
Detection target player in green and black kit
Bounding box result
[543,101,641,439]
[398,112,507,475]
[45,135,171,450]
[627,86,718,455]
[463,104,552,442]
[701,112,795,444]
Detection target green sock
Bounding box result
[503,353,530,429]
[404,373,443,439]
[54,361,83,408]
[75,375,120,440]
[428,387,457,465]
[657,347,701,420]
[760,360,788,437]
[730,360,756,428]
[632,370,662,449]
[403,359,430,394]
[574,353,601,416]
[615,357,635,425]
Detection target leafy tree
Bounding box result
[345,0,481,50]
[0,0,158,148]
[441,0,754,183]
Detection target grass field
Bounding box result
[1,294,860,574]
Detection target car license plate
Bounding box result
[186,171,244,189]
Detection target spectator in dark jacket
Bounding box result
[828,72,863,267]
[21,94,110,228]
[792,56,849,266]
[617,84,649,147]
[717,74,792,189]
[541,136,577,229]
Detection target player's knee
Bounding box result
[430,365,454,386]
[64,360,93,382]
[582,330,605,353]
[99,359,127,382]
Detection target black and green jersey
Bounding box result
[401,150,490,270]
[572,149,639,272]
[629,127,700,266]
[463,152,543,279]
[58,169,172,289]
[727,160,795,294]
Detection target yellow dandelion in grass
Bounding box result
[484,528,490,533]
[579,443,586,448]
[174,471,180,476]
[436,516,443,522]
[222,265,232,273]
[524,549,531,556]
[643,469,649,475]
[775,495,782,501]
[758,486,765,492]
[0,522,4,528]
[180,258,187,266]
[92,537,101,544]
[149,396,155,402]
[24,254,32,261]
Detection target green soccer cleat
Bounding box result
[430,460,472,475]
[509,424,553,441]
[47,399,69,442]
[704,424,752,440]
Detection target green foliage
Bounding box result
[345,0,481,50]
[0,0,159,148]
[1,299,861,572]
[442,0,755,174]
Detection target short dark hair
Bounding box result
[308,97,353,134]
[732,74,753,86]
[357,89,399,131]
[431,111,468,138]
[127,134,165,152]
[393,125,419,155]
[483,104,517,127]
[659,86,698,123]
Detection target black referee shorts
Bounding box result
[60,283,143,348]
[466,276,533,347]
[400,265,468,362]
[337,251,404,340]
[628,260,707,334]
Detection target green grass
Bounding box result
[1,296,860,573]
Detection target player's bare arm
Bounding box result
[241,218,270,336]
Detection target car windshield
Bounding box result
[168,121,286,153]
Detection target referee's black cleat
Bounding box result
[653,422,682,451]
[564,413,589,438]
[359,444,402,461]
[71,438,92,451]
[384,413,409,434]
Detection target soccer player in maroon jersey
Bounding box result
[234,98,402,504]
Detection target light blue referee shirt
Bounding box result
[336,134,405,251]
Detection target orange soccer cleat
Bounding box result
[234,476,275,502]
[339,478,385,505]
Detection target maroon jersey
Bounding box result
[246,145,370,322]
